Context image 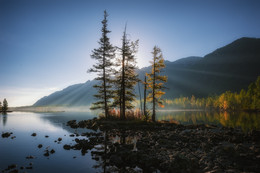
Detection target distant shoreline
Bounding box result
[7,106,260,114]
[0,111,13,113]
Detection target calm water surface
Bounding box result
[0,112,100,173]
[157,110,260,131]
[0,111,260,172]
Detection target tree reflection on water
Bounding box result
[91,130,141,173]
[157,110,260,132]
[1,113,8,126]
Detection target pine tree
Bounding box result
[2,99,8,113]
[0,101,2,112]
[112,65,122,112]
[146,46,167,122]
[88,11,115,118]
[113,26,139,119]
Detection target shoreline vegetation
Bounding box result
[0,110,12,113]
[8,74,258,115]
[163,76,260,112]
[64,117,260,172]
[7,107,260,115]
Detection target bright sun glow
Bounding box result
[0,87,60,107]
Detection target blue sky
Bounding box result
[1,0,260,106]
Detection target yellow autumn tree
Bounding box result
[146,46,167,122]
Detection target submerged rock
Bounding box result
[50,149,55,154]
[8,169,18,173]
[63,144,71,150]
[7,164,17,170]
[2,132,12,138]
[26,155,35,159]
[31,133,37,137]
[44,150,49,157]
[38,144,43,148]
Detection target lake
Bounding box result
[1,110,260,172]
[0,112,100,173]
[156,110,260,132]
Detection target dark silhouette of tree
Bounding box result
[2,98,8,113]
[88,11,115,119]
[113,26,139,119]
[143,76,148,120]
[146,46,167,122]
[138,81,143,114]
[0,101,2,112]
[112,66,122,113]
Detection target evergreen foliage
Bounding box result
[88,11,115,118]
[146,46,167,122]
[113,26,139,119]
[2,99,8,112]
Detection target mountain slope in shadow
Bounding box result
[34,37,260,107]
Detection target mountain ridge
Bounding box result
[33,37,260,107]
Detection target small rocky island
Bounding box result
[66,118,260,173]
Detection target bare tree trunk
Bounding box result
[103,131,108,173]
[138,81,143,115]
[121,27,126,120]
[152,57,156,122]
[103,52,108,119]
[144,76,147,117]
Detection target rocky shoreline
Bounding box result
[66,118,260,173]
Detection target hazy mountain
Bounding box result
[34,80,97,106]
[34,37,260,107]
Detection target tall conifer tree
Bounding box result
[2,99,8,113]
[88,11,115,118]
[113,26,139,119]
[146,46,167,122]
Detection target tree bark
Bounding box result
[121,28,126,120]
[152,57,156,122]
[144,76,147,117]
[103,51,108,119]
